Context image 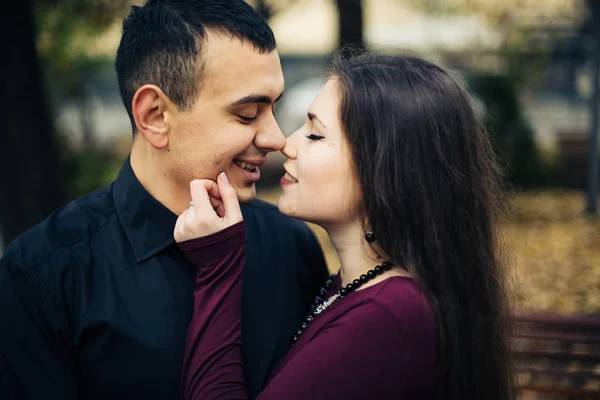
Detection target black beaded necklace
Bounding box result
[292,261,393,344]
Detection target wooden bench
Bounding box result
[512,312,600,398]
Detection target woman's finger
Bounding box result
[203,180,222,201]
[189,180,218,217]
[217,172,243,224]
[174,208,189,242]
[209,195,223,210]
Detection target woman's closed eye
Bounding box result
[306,133,324,141]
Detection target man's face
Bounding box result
[165,31,285,204]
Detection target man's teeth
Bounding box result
[284,172,298,182]
[235,161,258,172]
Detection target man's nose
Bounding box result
[255,115,286,152]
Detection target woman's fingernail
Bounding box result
[220,172,229,184]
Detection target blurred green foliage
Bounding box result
[35,0,128,74]
[57,143,124,199]
[466,72,555,188]
[34,0,129,200]
[34,0,126,113]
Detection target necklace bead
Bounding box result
[291,262,393,345]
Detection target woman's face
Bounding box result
[278,79,361,225]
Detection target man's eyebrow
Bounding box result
[308,112,327,128]
[230,93,284,106]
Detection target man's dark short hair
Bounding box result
[115,0,277,132]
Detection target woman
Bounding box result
[174,52,515,399]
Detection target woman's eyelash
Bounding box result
[306,133,324,141]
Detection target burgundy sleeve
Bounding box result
[178,222,249,400]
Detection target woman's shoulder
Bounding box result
[357,277,436,334]
[302,276,436,344]
[322,277,437,385]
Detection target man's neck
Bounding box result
[130,141,189,216]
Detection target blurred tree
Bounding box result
[254,0,275,19]
[0,0,127,247]
[36,0,129,146]
[0,0,66,246]
[405,0,589,189]
[408,0,584,83]
[467,73,549,187]
[585,0,600,214]
[249,0,365,50]
[335,0,364,50]
[249,0,298,19]
[420,0,580,29]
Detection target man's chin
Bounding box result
[233,184,256,205]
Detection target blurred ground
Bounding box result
[257,187,600,315]
[507,190,600,314]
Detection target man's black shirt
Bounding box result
[0,159,328,399]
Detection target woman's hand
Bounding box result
[174,172,243,242]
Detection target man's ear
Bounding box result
[131,84,171,149]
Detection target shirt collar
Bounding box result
[113,156,178,263]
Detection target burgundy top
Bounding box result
[178,222,437,400]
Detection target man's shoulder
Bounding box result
[241,198,282,217]
[242,200,329,301]
[2,184,117,270]
[241,199,327,265]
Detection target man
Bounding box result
[0,1,328,398]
